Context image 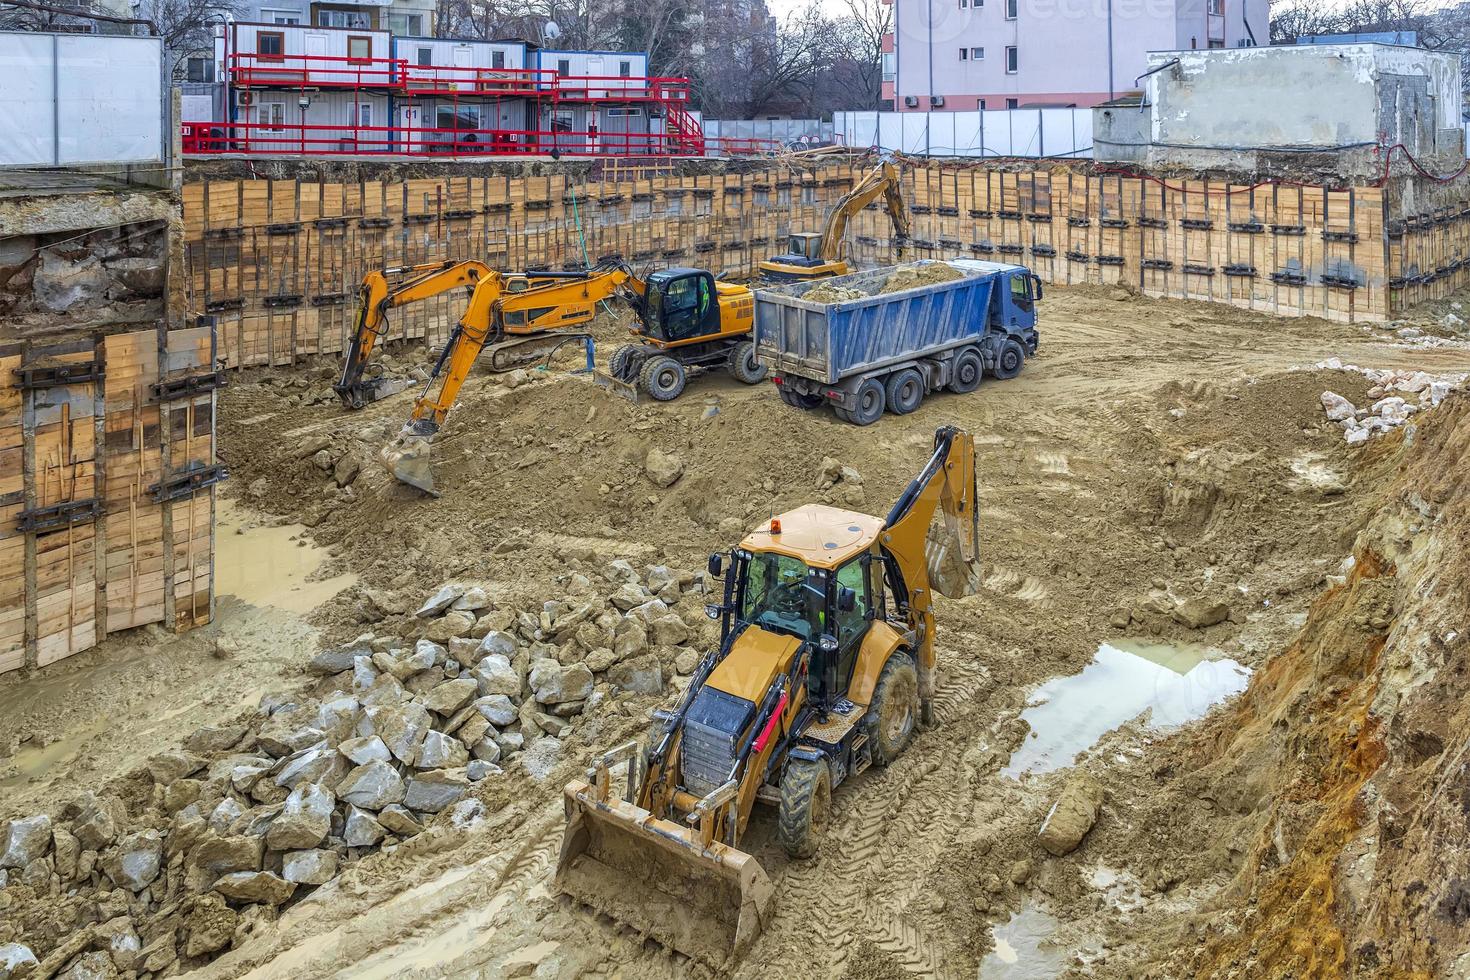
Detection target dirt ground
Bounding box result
[6,282,1470,979]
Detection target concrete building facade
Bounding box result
[883,0,1270,111]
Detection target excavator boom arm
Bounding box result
[818,160,910,263]
[333,260,495,409]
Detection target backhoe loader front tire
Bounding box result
[609,344,643,382]
[863,654,920,767]
[727,341,766,384]
[640,356,687,401]
[778,756,832,859]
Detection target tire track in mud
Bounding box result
[761,661,989,978]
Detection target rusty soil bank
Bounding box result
[4,283,1470,978]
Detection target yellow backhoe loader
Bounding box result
[555,425,981,968]
[757,159,911,282]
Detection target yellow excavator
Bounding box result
[334,258,764,493]
[555,425,981,968]
[757,159,911,282]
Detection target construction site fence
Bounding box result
[180,159,1467,377]
[0,324,218,677]
[703,118,837,153]
[833,109,1094,159]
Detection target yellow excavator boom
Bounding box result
[818,159,911,266]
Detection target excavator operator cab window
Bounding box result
[653,272,714,342]
[739,552,825,641]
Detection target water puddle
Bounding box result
[1002,639,1251,778]
[215,500,357,615]
[0,721,108,791]
[979,905,1067,978]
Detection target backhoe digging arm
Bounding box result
[878,426,981,707]
[333,260,495,409]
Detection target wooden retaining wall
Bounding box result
[180,159,1470,359]
[0,324,218,675]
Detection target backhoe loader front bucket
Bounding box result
[556,779,775,970]
[380,427,438,496]
[590,369,640,404]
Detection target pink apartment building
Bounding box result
[881,0,1271,110]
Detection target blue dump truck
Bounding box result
[753,259,1041,424]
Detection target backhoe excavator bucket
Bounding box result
[556,779,775,970]
[926,507,983,599]
[380,427,439,496]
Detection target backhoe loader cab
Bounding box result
[556,427,982,970]
[643,269,720,342]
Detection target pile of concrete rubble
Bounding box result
[1316,358,1466,444]
[0,561,707,979]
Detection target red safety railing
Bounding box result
[229,52,402,89]
[398,64,556,97]
[181,120,777,158]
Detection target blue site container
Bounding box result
[753,259,1041,425]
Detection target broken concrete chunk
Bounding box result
[607,655,664,695]
[338,734,392,766]
[472,654,521,698]
[1171,596,1230,630]
[70,797,124,851]
[422,677,479,716]
[214,870,297,906]
[147,750,207,786]
[416,730,470,770]
[0,943,38,979]
[307,643,371,676]
[416,584,466,618]
[281,848,339,885]
[1038,773,1104,856]
[377,804,423,837]
[403,769,470,813]
[1320,390,1356,422]
[474,694,518,727]
[102,830,163,892]
[0,816,51,870]
[183,724,249,754]
[343,805,387,847]
[370,701,432,765]
[530,660,594,705]
[266,782,335,850]
[451,587,489,611]
[336,760,406,811]
[188,834,265,881]
[644,448,684,488]
[275,743,347,789]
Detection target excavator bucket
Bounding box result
[380,427,439,496]
[556,778,775,969]
[926,519,983,598]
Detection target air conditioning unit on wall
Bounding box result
[237,91,252,105]
[929,95,945,107]
[904,95,920,107]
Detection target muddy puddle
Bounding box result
[980,904,1067,978]
[215,500,357,614]
[1003,639,1251,778]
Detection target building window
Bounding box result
[557,58,571,77]
[437,105,478,131]
[1005,0,1017,17]
[317,10,370,28]
[1207,0,1223,12]
[1208,37,1225,47]
[388,13,423,34]
[606,107,642,117]
[417,47,432,66]
[959,48,967,60]
[257,32,284,59]
[260,8,300,23]
[881,52,895,80]
[1005,45,1017,72]
[619,60,631,77]
[353,103,373,128]
[959,0,967,7]
[185,56,214,82]
[261,102,285,133]
[1006,97,1018,108]
[347,35,371,62]
[978,98,986,109]
[492,50,506,69]
[972,46,984,59]
[551,109,573,133]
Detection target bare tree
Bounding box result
[134,0,244,77]
[835,0,890,110]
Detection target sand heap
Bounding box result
[803,261,966,305]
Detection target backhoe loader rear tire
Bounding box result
[609,344,643,382]
[640,355,687,401]
[728,341,767,384]
[863,654,919,767]
[778,756,832,860]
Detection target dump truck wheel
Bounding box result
[885,369,924,415]
[949,347,984,393]
[992,339,1025,380]
[848,378,885,426]
[609,344,642,381]
[780,387,824,411]
[728,342,767,384]
[863,654,919,767]
[640,355,687,401]
[778,756,832,859]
